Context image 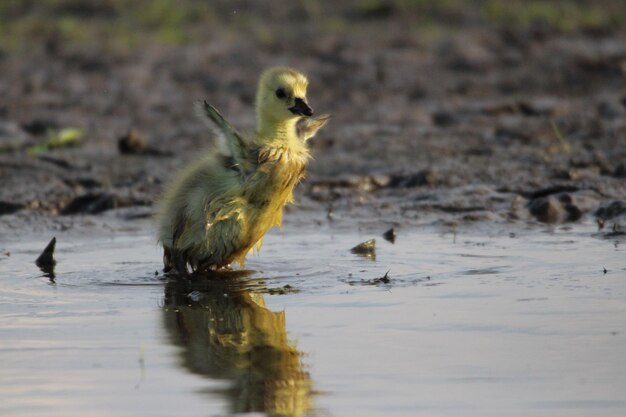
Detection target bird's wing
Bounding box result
[297,114,331,142]
[197,100,253,174]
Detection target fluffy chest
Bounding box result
[247,145,308,206]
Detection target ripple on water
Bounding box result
[0,223,625,417]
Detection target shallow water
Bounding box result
[1,222,625,417]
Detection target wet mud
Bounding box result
[1,1,625,236]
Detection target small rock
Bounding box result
[406,83,427,101]
[351,239,376,260]
[528,197,562,223]
[61,193,115,215]
[118,129,172,157]
[388,170,440,188]
[21,118,59,136]
[432,111,458,127]
[613,163,626,178]
[0,201,23,215]
[523,185,580,200]
[494,125,530,142]
[564,202,583,222]
[596,100,623,119]
[75,177,102,188]
[595,201,626,221]
[517,98,556,116]
[118,129,145,154]
[528,193,583,223]
[35,237,56,277]
[382,227,396,243]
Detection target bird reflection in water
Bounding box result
[162,271,313,417]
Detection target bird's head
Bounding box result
[256,67,313,126]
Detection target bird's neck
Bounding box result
[256,117,299,146]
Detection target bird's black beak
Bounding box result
[289,97,314,117]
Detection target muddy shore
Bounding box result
[1,1,625,237]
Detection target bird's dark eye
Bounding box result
[275,88,287,99]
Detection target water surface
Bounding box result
[1,222,625,417]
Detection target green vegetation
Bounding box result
[0,126,84,155]
[26,128,83,155]
[0,0,624,51]
[0,0,216,50]
[372,0,625,30]
[481,0,624,31]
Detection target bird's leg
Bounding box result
[172,249,189,275]
[163,247,173,273]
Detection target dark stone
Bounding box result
[432,111,458,127]
[388,170,440,188]
[61,193,116,215]
[494,126,530,142]
[595,201,626,221]
[596,100,622,119]
[118,129,172,157]
[564,203,583,222]
[406,84,427,101]
[517,99,556,116]
[528,192,584,224]
[35,237,56,279]
[528,197,561,223]
[522,185,580,200]
[62,177,102,189]
[558,193,573,204]
[614,163,626,178]
[118,129,146,154]
[382,227,396,243]
[21,119,59,136]
[432,204,485,213]
[0,201,23,215]
[76,178,102,188]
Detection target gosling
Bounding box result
[157,67,329,273]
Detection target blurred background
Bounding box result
[1,0,625,225]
